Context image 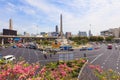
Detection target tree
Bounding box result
[89,36,98,42]
[105,36,114,42]
[97,36,104,42]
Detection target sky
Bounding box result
[0,0,120,35]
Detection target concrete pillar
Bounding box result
[2,38,4,46]
[23,38,25,43]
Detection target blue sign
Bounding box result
[13,37,21,41]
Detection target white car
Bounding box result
[3,55,16,63]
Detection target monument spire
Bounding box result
[9,19,13,30]
[60,14,63,38]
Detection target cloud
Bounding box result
[1,0,120,36]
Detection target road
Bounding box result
[0,44,120,80]
[80,44,120,80]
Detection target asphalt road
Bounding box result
[0,44,120,80]
[0,45,102,65]
[80,44,120,80]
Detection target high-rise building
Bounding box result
[89,30,93,37]
[78,31,87,37]
[40,32,46,36]
[9,19,13,30]
[65,32,72,39]
[55,25,59,33]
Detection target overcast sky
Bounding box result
[0,0,120,35]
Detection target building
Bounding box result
[65,32,72,39]
[23,32,30,37]
[101,30,113,37]
[55,25,59,33]
[3,29,17,36]
[40,32,46,36]
[78,31,87,37]
[48,32,58,37]
[2,29,17,43]
[89,30,93,37]
[101,28,120,38]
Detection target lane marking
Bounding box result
[103,63,105,65]
[101,66,103,68]
[116,67,119,69]
[90,53,103,64]
[118,72,120,75]
[117,63,119,66]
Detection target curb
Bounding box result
[77,59,88,80]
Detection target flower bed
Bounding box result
[89,64,120,80]
[0,58,87,80]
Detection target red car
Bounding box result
[107,44,112,49]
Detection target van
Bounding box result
[3,55,16,63]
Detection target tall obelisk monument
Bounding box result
[9,19,13,30]
[60,14,63,38]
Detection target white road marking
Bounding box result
[103,63,105,65]
[90,48,107,64]
[90,53,103,64]
[117,63,119,66]
[118,72,120,75]
[101,66,103,68]
[116,67,119,69]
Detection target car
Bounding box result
[68,48,74,51]
[29,45,37,49]
[13,45,17,48]
[53,48,60,52]
[94,46,100,50]
[38,48,44,51]
[60,47,64,50]
[80,46,87,51]
[45,48,52,51]
[107,44,112,49]
[3,55,16,63]
[87,47,93,50]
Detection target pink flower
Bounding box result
[18,74,27,80]
[89,65,96,69]
[95,65,103,73]
[39,67,46,75]
[56,77,60,80]
[34,65,39,70]
[60,71,67,77]
[89,64,103,73]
